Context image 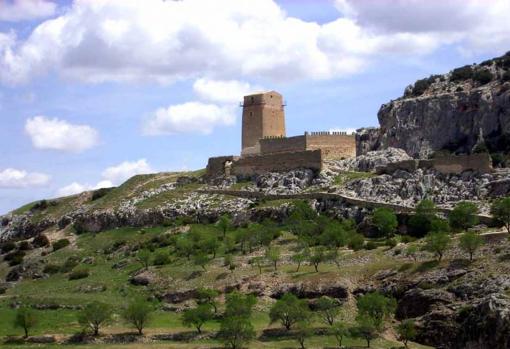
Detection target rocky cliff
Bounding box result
[364,52,510,159]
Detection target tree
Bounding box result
[219,292,257,349]
[294,319,312,349]
[449,201,479,232]
[491,197,510,233]
[459,231,484,261]
[122,299,153,335]
[372,208,398,237]
[200,236,220,258]
[356,292,396,330]
[78,301,113,336]
[320,223,348,251]
[196,287,220,313]
[352,315,378,348]
[309,246,327,272]
[405,245,418,262]
[14,307,37,338]
[291,251,308,272]
[181,304,214,334]
[250,256,265,275]
[137,249,151,270]
[193,252,209,271]
[217,215,231,239]
[269,293,310,331]
[331,322,348,348]
[396,319,416,349]
[316,296,340,326]
[408,199,437,237]
[424,231,451,261]
[265,246,280,271]
[176,237,194,260]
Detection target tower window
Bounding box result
[251,96,254,103]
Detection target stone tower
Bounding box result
[241,91,286,155]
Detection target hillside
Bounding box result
[2,54,510,349]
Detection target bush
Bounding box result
[68,269,89,280]
[401,235,416,243]
[502,71,510,82]
[412,78,432,96]
[32,234,50,247]
[473,69,493,85]
[385,238,398,248]
[43,264,61,274]
[153,251,171,266]
[449,201,479,232]
[91,187,113,201]
[61,256,80,272]
[6,251,25,266]
[450,65,473,81]
[52,239,70,251]
[0,241,16,254]
[365,241,377,250]
[348,234,365,251]
[18,241,32,251]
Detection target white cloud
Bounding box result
[0,0,508,85]
[25,116,99,153]
[56,159,152,197]
[0,0,56,22]
[101,159,153,184]
[0,168,50,188]
[193,79,261,104]
[143,102,236,135]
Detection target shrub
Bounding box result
[450,65,473,81]
[385,238,398,248]
[371,207,398,237]
[153,251,171,266]
[473,69,493,85]
[449,201,479,232]
[401,235,415,243]
[412,78,432,96]
[502,71,510,82]
[91,187,113,201]
[491,197,510,233]
[348,234,365,251]
[43,264,61,274]
[52,239,70,251]
[32,234,50,248]
[365,241,377,250]
[61,256,80,272]
[69,269,90,280]
[4,250,25,266]
[455,86,463,92]
[0,241,16,254]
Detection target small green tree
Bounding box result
[181,304,214,334]
[193,252,209,271]
[291,251,308,272]
[250,256,265,275]
[309,246,327,272]
[331,322,348,348]
[352,315,379,348]
[491,197,510,233]
[316,296,340,326]
[78,301,113,336]
[196,287,220,313]
[408,199,437,236]
[14,307,37,338]
[459,231,484,261]
[372,208,398,237]
[396,319,416,349]
[217,215,231,239]
[269,293,310,331]
[265,246,280,271]
[295,319,312,349]
[122,299,153,335]
[137,249,151,270]
[449,201,479,232]
[176,237,194,260]
[356,292,396,330]
[424,231,451,261]
[219,292,257,349]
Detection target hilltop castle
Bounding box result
[206,91,356,178]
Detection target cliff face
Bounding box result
[374,52,510,158]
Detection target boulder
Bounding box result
[396,288,455,320]
[129,271,156,286]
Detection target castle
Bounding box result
[206,91,356,178]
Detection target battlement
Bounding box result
[306,131,353,136]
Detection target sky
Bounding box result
[0,0,509,214]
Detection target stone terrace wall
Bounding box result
[305,132,356,159]
[206,155,239,178]
[232,150,322,177]
[259,135,306,155]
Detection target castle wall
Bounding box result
[305,132,356,159]
[205,156,239,178]
[232,150,322,177]
[259,135,306,155]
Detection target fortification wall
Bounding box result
[305,132,356,159]
[232,150,322,177]
[376,153,492,175]
[206,156,239,178]
[259,135,306,155]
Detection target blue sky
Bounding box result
[0,0,509,214]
